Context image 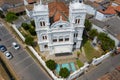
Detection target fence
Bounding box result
[91,51,112,66]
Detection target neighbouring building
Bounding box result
[97,69,120,80]
[0,0,24,11]
[26,0,86,55]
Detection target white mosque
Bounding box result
[26,0,86,55]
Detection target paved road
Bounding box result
[0,23,51,80]
[77,54,120,80]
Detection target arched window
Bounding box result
[74,33,78,37]
[65,36,69,41]
[75,19,80,24]
[40,21,45,26]
[59,36,63,42]
[44,45,48,48]
[53,36,57,42]
[42,35,47,40]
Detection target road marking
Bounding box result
[14,56,30,66]
[18,62,34,74]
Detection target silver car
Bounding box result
[4,51,13,60]
[12,42,20,50]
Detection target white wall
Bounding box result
[92,51,112,66]
[85,5,96,15]
[95,11,105,21]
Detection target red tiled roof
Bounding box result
[27,0,36,4]
[48,2,68,22]
[99,6,116,14]
[113,0,120,5]
[114,6,120,11]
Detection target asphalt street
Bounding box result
[77,54,120,80]
[0,23,51,80]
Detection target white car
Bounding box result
[12,42,20,50]
[4,51,13,60]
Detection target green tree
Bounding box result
[88,29,98,39]
[30,20,35,27]
[25,36,34,46]
[59,68,70,78]
[97,32,115,51]
[84,19,92,31]
[45,60,56,70]
[0,10,5,18]
[21,23,30,30]
[98,32,107,41]
[5,12,18,23]
[29,28,36,36]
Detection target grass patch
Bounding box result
[76,60,84,68]
[83,40,102,61]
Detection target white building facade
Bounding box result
[29,0,86,55]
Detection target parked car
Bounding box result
[4,51,13,60]
[0,45,7,52]
[12,42,20,50]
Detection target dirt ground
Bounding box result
[0,64,10,80]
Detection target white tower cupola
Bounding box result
[69,0,86,49]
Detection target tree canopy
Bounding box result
[45,59,56,70]
[21,23,30,30]
[98,32,115,51]
[88,29,98,39]
[59,68,70,78]
[29,27,36,36]
[84,19,92,31]
[5,12,18,23]
[25,36,34,46]
[0,10,5,18]
[30,20,35,27]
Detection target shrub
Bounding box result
[0,10,5,18]
[84,19,92,31]
[98,32,115,51]
[25,36,34,46]
[59,68,70,78]
[5,12,18,23]
[30,20,35,27]
[29,28,36,36]
[88,29,98,39]
[21,23,30,30]
[45,59,56,70]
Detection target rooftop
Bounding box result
[0,0,23,6]
[105,17,120,40]
[8,4,33,13]
[113,0,120,5]
[98,69,120,80]
[48,2,68,22]
[70,1,85,10]
[99,6,116,14]
[90,16,120,41]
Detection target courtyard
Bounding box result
[18,23,104,72]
